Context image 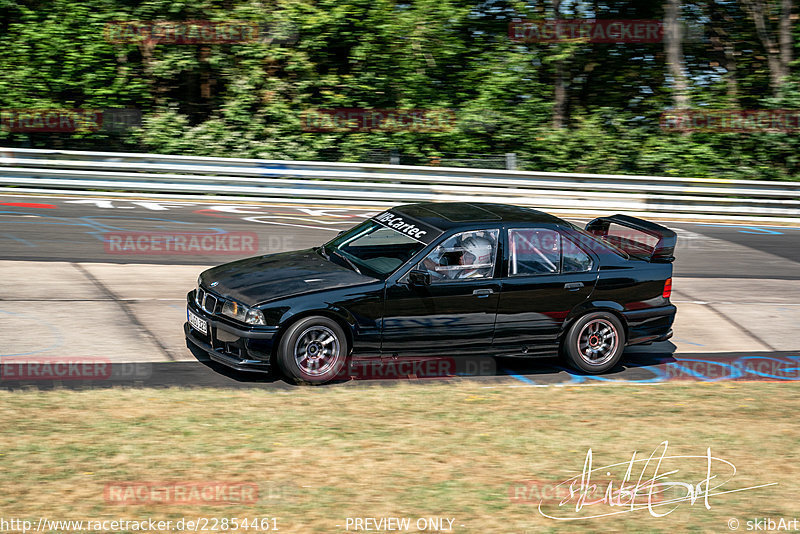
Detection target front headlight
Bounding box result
[195,277,203,307]
[221,300,267,325]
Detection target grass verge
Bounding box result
[0,381,797,533]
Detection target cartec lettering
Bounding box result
[374,212,428,240]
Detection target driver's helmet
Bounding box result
[460,236,493,268]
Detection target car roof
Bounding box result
[391,202,567,231]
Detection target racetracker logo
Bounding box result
[104,482,259,505]
[508,478,666,505]
[336,356,496,381]
[509,19,663,43]
[660,109,800,133]
[104,232,259,255]
[0,359,152,381]
[1,358,111,380]
[664,356,800,381]
[105,20,260,44]
[300,108,456,133]
[0,108,141,133]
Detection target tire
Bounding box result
[277,316,348,384]
[562,312,625,374]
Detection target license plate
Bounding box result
[187,308,208,335]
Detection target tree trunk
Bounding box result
[723,42,740,102]
[552,0,567,129]
[779,0,793,77]
[743,0,788,96]
[709,1,739,103]
[665,0,690,109]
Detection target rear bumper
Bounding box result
[623,304,677,345]
[185,291,278,373]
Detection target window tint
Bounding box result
[562,236,594,272]
[508,229,560,276]
[416,229,499,283]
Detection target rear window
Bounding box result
[564,222,630,260]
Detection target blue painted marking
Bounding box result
[0,211,230,243]
[500,368,537,384]
[738,356,800,380]
[0,309,63,357]
[2,233,36,247]
[562,368,666,384]
[673,337,705,347]
[696,223,785,235]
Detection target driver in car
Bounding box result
[453,235,494,279]
[420,234,495,280]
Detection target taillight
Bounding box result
[663,278,672,299]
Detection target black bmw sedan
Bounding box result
[185,202,677,384]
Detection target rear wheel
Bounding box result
[277,316,348,384]
[562,312,625,374]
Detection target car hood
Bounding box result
[199,249,378,306]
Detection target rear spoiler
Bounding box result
[585,214,677,263]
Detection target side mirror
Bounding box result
[408,269,431,286]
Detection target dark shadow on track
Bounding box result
[3,344,798,390]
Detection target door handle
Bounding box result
[472,288,494,297]
[564,282,584,290]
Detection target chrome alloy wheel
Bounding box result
[293,325,341,377]
[576,318,619,366]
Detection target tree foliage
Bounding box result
[0,0,798,179]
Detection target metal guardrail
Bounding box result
[1,146,799,220]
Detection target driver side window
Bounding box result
[416,230,499,283]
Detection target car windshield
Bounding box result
[322,220,429,278]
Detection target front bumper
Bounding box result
[185,291,279,373]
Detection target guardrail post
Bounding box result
[505,153,517,170]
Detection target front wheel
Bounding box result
[562,312,625,374]
[277,316,348,384]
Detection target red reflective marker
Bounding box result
[0,202,57,209]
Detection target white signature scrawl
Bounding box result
[538,440,777,520]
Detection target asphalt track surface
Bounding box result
[2,194,800,277]
[0,193,798,389]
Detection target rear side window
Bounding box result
[508,229,561,275]
[562,236,594,273]
[508,229,594,275]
